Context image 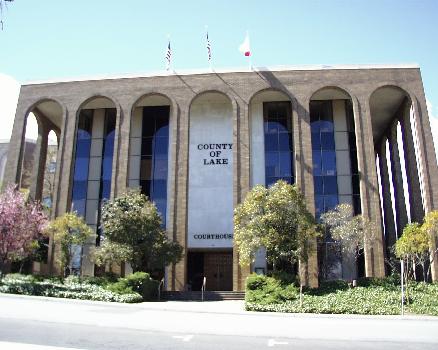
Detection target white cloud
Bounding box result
[0,73,45,143]
[0,73,21,141]
[426,99,438,164]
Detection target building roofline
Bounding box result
[22,63,420,86]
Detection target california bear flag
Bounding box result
[239,33,251,57]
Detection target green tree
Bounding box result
[396,212,438,283]
[320,203,376,261]
[422,210,438,280]
[45,212,93,276]
[90,239,133,273]
[100,190,182,272]
[234,181,319,275]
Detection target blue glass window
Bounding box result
[323,176,338,195]
[71,110,92,217]
[140,106,170,225]
[263,102,294,186]
[310,101,338,219]
[320,132,335,150]
[313,177,324,194]
[322,151,337,176]
[99,109,116,202]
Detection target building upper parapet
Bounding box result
[23,63,420,86]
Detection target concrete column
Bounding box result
[120,104,134,191]
[3,99,32,188]
[378,138,397,256]
[388,121,409,236]
[173,105,190,291]
[295,97,318,288]
[165,101,180,291]
[110,106,123,198]
[233,101,250,291]
[29,119,49,201]
[354,96,385,277]
[55,103,79,216]
[400,105,425,223]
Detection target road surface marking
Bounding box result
[268,339,289,347]
[0,342,85,350]
[172,334,194,342]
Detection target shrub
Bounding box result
[0,273,142,303]
[245,274,438,316]
[268,271,297,286]
[245,273,299,305]
[107,272,159,301]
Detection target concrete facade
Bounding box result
[4,64,438,289]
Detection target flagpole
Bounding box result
[206,25,212,72]
[166,33,171,72]
[247,30,252,71]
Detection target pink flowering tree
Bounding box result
[0,184,48,277]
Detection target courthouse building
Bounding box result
[4,64,438,290]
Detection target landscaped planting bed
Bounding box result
[0,272,159,303]
[245,274,438,316]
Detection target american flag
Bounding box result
[165,41,172,70]
[206,32,211,61]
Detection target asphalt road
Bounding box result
[0,294,437,349]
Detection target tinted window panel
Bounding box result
[265,121,279,134]
[155,125,169,138]
[153,158,168,179]
[76,139,91,157]
[142,117,155,137]
[101,180,111,200]
[140,180,151,198]
[264,133,278,152]
[141,137,153,156]
[319,120,334,133]
[72,181,87,200]
[315,196,324,218]
[154,136,169,155]
[311,132,321,150]
[103,133,115,157]
[324,196,339,212]
[151,179,167,199]
[74,158,89,181]
[140,157,152,180]
[278,133,291,151]
[265,152,279,177]
[313,176,324,195]
[72,199,86,217]
[311,120,321,133]
[322,151,337,176]
[321,132,335,150]
[278,152,292,177]
[324,176,338,195]
[312,151,322,176]
[101,157,113,180]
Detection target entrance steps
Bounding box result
[161,291,245,301]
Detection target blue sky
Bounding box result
[0,0,437,149]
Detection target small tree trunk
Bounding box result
[412,257,417,281]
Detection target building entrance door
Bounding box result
[203,252,233,291]
[187,251,233,291]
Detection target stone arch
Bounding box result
[308,85,354,104]
[188,89,237,116]
[19,98,65,199]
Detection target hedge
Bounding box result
[0,273,143,303]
